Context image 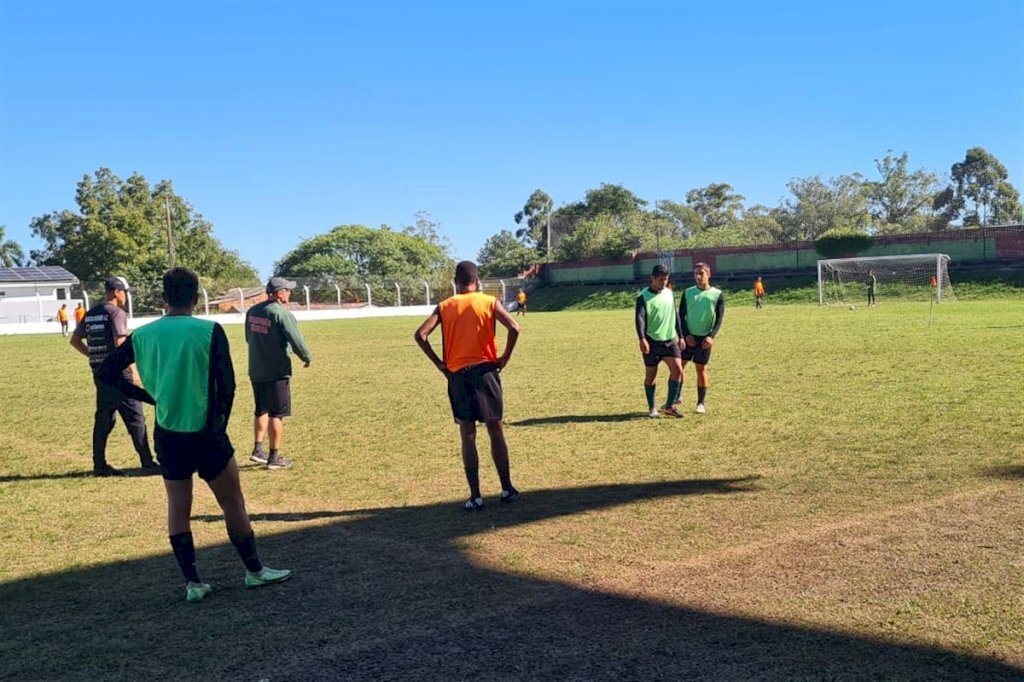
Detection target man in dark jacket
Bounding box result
[70,276,156,476]
[245,277,312,470]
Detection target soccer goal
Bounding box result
[817,254,955,305]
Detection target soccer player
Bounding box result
[753,276,765,309]
[74,302,86,325]
[516,288,527,316]
[866,270,877,306]
[70,277,157,476]
[636,264,684,418]
[679,262,725,414]
[414,260,521,511]
[245,277,312,470]
[96,267,291,603]
[57,304,69,336]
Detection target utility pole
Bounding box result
[164,193,175,268]
[546,198,553,259]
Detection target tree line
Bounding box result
[3,147,1020,289]
[477,147,1023,276]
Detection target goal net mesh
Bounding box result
[818,254,955,305]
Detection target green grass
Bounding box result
[1,300,1023,679]
[529,270,1024,310]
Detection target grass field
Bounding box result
[1,299,1022,680]
[528,270,1024,310]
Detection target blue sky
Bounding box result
[1,0,1022,279]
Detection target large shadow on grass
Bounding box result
[509,413,648,426]
[2,477,1021,681]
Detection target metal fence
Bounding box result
[60,275,529,320]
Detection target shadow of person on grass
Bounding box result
[0,467,161,482]
[1,477,1020,681]
[508,413,649,426]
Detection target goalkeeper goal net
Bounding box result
[817,254,955,305]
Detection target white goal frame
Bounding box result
[817,253,952,306]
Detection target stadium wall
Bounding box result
[0,305,436,336]
[537,225,1023,284]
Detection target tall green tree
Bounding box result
[477,230,536,277]
[513,189,554,254]
[653,200,703,239]
[685,183,745,230]
[29,168,257,288]
[581,183,648,218]
[402,211,452,255]
[275,224,452,277]
[862,151,940,228]
[936,147,1023,225]
[775,174,869,241]
[554,214,644,261]
[0,226,26,267]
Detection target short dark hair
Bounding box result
[163,267,200,308]
[454,260,479,288]
[694,262,711,273]
[651,264,670,277]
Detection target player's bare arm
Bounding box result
[70,330,89,357]
[493,300,520,369]
[414,308,447,376]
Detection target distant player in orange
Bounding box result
[57,304,69,336]
[415,261,521,510]
[753,277,765,309]
[515,288,527,316]
[74,302,86,324]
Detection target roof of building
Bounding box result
[0,266,79,284]
[209,286,266,304]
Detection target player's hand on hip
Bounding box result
[684,335,696,348]
[639,338,650,355]
[702,336,715,349]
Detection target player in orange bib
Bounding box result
[415,261,521,511]
[753,276,765,309]
[56,304,69,336]
[515,288,527,316]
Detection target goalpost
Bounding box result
[817,254,955,306]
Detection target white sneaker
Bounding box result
[647,408,660,418]
[695,403,706,414]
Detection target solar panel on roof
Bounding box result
[0,266,79,283]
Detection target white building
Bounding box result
[0,266,82,324]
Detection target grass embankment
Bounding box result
[529,270,1024,311]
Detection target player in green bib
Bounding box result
[635,264,684,418]
[678,262,725,414]
[97,268,291,603]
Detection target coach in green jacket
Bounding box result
[245,277,312,470]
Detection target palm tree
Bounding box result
[0,225,26,267]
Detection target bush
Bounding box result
[814,228,872,259]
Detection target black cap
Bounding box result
[104,276,131,292]
[266,276,297,294]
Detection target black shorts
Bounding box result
[253,379,291,418]
[643,338,682,367]
[154,426,235,482]
[681,336,712,365]
[447,363,503,423]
